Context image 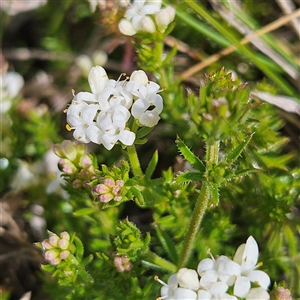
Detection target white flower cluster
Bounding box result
[118,0,175,36]
[66,66,163,150]
[156,236,271,300]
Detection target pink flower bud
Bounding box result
[99,193,114,203]
[60,231,70,241]
[80,155,92,168]
[49,234,59,247]
[93,184,110,194]
[45,249,60,262]
[103,178,115,187]
[58,239,70,250]
[60,250,71,260]
[42,240,53,250]
[114,256,133,272]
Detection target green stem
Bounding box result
[177,140,219,268]
[127,145,144,178]
[154,35,168,89]
[142,251,177,273]
[177,182,211,269]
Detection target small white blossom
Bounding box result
[66,66,163,150]
[157,236,270,300]
[118,0,174,36]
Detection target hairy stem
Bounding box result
[178,140,219,268]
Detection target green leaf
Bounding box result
[42,264,56,272]
[79,268,94,284]
[176,171,205,183]
[131,186,145,206]
[156,226,178,264]
[226,133,254,164]
[145,150,158,181]
[147,177,165,187]
[136,126,154,140]
[80,254,94,267]
[163,42,178,66]
[74,236,84,262]
[231,168,262,179]
[176,136,206,173]
[73,207,95,217]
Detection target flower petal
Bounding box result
[234,276,251,298]
[88,66,108,95]
[177,268,199,291]
[246,287,270,300]
[118,130,135,146]
[248,270,270,289]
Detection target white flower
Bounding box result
[67,66,162,149]
[128,80,163,127]
[232,236,270,298]
[67,101,102,143]
[125,0,160,31]
[97,105,135,150]
[157,274,178,299]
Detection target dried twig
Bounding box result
[181,8,300,81]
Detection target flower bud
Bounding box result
[114,255,133,272]
[92,50,108,66]
[75,55,93,77]
[49,233,59,247]
[88,66,108,95]
[60,250,71,260]
[79,154,92,168]
[118,19,137,36]
[141,16,156,33]
[58,238,70,250]
[129,70,148,86]
[61,140,77,161]
[270,286,292,300]
[59,159,77,174]
[155,6,175,31]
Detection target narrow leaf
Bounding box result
[145,150,159,181]
[73,208,95,217]
[74,236,84,262]
[226,133,254,164]
[80,254,94,267]
[79,268,94,284]
[131,187,145,206]
[176,172,205,183]
[156,226,178,264]
[176,136,206,173]
[232,168,262,179]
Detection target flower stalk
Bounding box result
[178,140,219,269]
[126,144,144,178]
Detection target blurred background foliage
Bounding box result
[0,0,299,299]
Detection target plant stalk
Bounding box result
[127,145,144,178]
[177,140,219,268]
